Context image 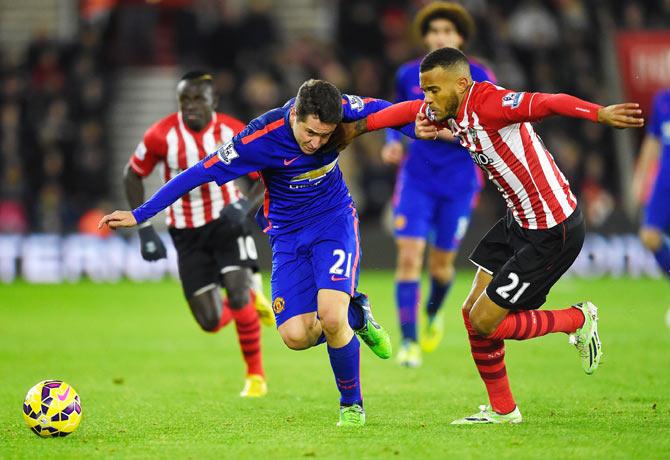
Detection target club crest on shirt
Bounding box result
[215,141,239,165]
[502,92,524,109]
[272,297,285,314]
[467,127,479,144]
[425,105,437,122]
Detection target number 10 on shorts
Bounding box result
[330,249,353,278]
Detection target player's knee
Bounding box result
[639,228,662,251]
[397,250,422,277]
[227,288,250,310]
[280,331,311,350]
[318,313,347,337]
[429,259,455,283]
[187,297,220,332]
[197,315,220,333]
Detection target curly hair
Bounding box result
[294,79,343,125]
[413,2,476,48]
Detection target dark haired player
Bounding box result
[351,47,643,423]
[124,71,274,398]
[101,79,411,427]
[383,1,495,367]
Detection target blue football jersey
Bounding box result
[649,89,670,190]
[386,57,496,197]
[132,95,410,234]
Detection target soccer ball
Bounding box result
[22,380,82,437]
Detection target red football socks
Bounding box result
[487,308,584,341]
[463,310,516,414]
[229,292,264,377]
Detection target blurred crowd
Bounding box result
[1,0,668,233]
[0,24,110,233]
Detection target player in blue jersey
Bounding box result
[382,2,495,366]
[99,80,413,427]
[634,88,670,278]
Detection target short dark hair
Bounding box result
[179,70,213,84]
[420,47,469,73]
[294,79,343,124]
[414,2,475,47]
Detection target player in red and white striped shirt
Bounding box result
[124,71,274,397]
[354,47,643,423]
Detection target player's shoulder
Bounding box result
[396,58,421,80]
[469,82,518,116]
[469,57,496,84]
[472,81,505,101]
[341,94,389,122]
[214,112,245,131]
[235,104,288,147]
[145,113,179,137]
[141,113,178,150]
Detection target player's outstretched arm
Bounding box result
[597,103,645,129]
[487,90,645,129]
[98,210,137,229]
[632,134,661,204]
[99,159,222,230]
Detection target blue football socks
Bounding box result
[396,280,419,342]
[426,277,452,318]
[328,336,362,406]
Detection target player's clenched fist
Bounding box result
[597,103,645,129]
[98,210,138,229]
[414,112,440,140]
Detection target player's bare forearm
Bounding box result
[123,164,146,209]
[320,119,368,152]
[597,103,645,129]
[632,135,661,203]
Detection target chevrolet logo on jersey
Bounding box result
[215,141,239,165]
[289,159,338,188]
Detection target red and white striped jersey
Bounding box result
[428,82,593,230]
[366,81,603,229]
[129,112,247,229]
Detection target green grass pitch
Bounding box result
[1,272,670,459]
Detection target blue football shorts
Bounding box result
[393,176,476,251]
[269,206,361,327]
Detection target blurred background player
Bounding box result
[101,79,406,427]
[633,88,670,278]
[124,71,274,397]
[382,2,495,367]
[356,46,644,423]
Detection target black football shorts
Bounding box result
[469,206,585,310]
[169,219,260,298]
